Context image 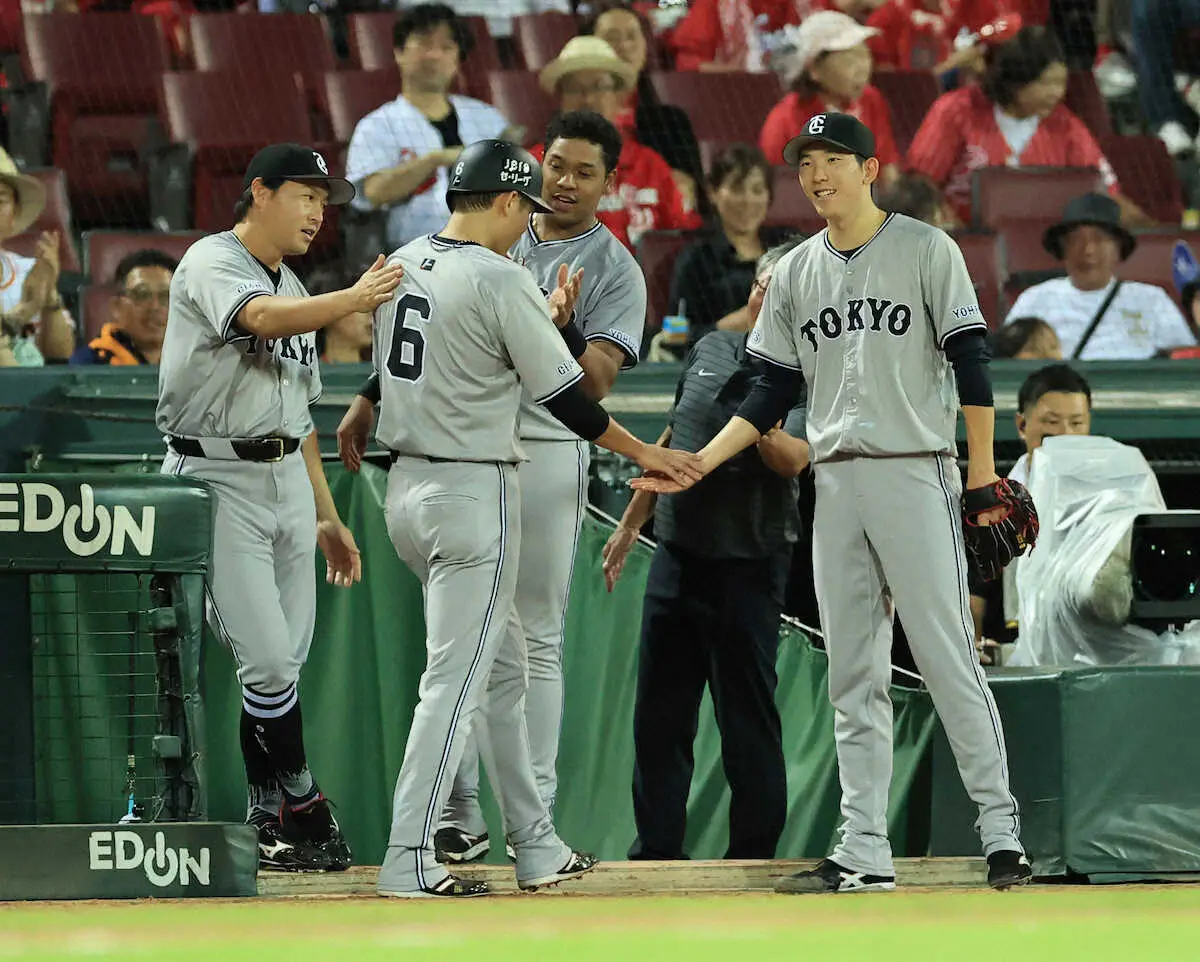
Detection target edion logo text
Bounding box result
[89,831,211,888]
[0,482,156,557]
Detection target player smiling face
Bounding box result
[255,180,328,256]
[796,148,877,219]
[542,138,611,227]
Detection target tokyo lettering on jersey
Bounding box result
[510,217,647,442]
[748,212,986,462]
[373,234,584,463]
[156,232,321,440]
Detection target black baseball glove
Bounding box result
[962,478,1040,582]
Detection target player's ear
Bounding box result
[1015,413,1027,439]
[862,157,880,186]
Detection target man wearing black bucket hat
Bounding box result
[156,143,405,873]
[1003,192,1195,360]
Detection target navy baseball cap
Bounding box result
[243,143,356,206]
[783,113,876,167]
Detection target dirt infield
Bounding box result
[2,887,1198,962]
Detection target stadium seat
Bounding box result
[77,283,116,342]
[512,12,579,71]
[636,228,697,331]
[83,229,206,285]
[952,231,1004,326]
[189,14,335,116]
[160,71,320,233]
[870,70,940,155]
[350,13,499,101]
[994,218,1062,307]
[650,71,781,145]
[22,13,169,227]
[1101,134,1184,227]
[347,11,395,71]
[1064,70,1112,140]
[4,166,81,274]
[486,71,556,146]
[765,166,824,234]
[1123,230,1200,312]
[323,70,402,146]
[0,0,20,55]
[971,166,1104,230]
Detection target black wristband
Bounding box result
[559,320,588,359]
[358,372,381,405]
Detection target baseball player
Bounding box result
[156,143,404,872]
[432,109,648,861]
[344,138,700,898]
[632,113,1037,893]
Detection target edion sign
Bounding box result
[0,482,156,557]
[89,831,211,888]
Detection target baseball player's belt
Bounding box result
[169,435,300,462]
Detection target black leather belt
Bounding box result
[388,450,455,464]
[169,436,300,462]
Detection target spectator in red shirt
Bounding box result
[668,0,804,72]
[760,11,901,184]
[866,0,1003,74]
[906,25,1153,227]
[583,2,706,218]
[538,35,702,250]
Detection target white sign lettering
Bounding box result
[0,482,156,556]
[88,830,210,888]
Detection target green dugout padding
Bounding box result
[30,459,939,864]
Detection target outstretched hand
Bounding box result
[548,262,584,328]
[348,255,405,313]
[631,445,706,493]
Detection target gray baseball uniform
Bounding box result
[747,213,1023,876]
[443,218,647,835]
[157,231,321,707]
[374,233,588,894]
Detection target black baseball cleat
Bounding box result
[987,850,1033,890]
[254,819,333,873]
[517,850,599,892]
[433,827,490,864]
[775,858,896,894]
[379,874,490,899]
[283,797,352,871]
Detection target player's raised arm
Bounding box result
[240,256,404,340]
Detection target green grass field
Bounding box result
[2,888,1198,962]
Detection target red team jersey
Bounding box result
[867,0,1003,70]
[906,84,1119,223]
[531,140,701,252]
[759,87,902,168]
[668,0,808,70]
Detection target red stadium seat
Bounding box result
[994,218,1061,306]
[952,231,1004,326]
[512,12,578,71]
[323,70,402,146]
[4,167,81,274]
[1064,70,1112,140]
[487,71,556,146]
[160,71,320,233]
[971,166,1104,229]
[765,166,824,234]
[1101,134,1184,227]
[870,70,940,155]
[78,284,116,342]
[650,71,781,145]
[0,0,21,54]
[347,11,395,70]
[83,229,206,285]
[189,14,335,115]
[636,229,697,330]
[22,13,169,226]
[1123,230,1200,312]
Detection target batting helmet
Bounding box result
[446,140,552,213]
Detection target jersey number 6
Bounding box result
[386,292,433,383]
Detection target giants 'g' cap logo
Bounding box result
[313,151,329,175]
[807,114,826,135]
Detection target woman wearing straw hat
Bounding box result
[0,149,74,367]
[538,35,701,252]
